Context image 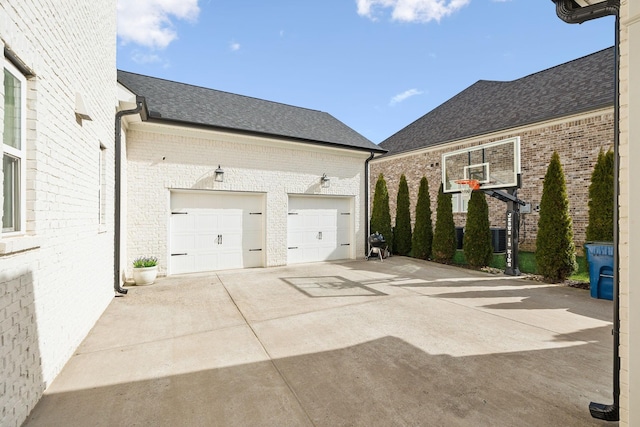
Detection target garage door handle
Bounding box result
[317,231,322,240]
[171,212,188,215]
[171,253,188,256]
[341,243,350,246]
[288,247,298,249]
[249,249,262,252]
[217,234,222,244]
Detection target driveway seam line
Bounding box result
[217,273,318,427]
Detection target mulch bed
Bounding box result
[479,266,590,290]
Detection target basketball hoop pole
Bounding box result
[458,178,526,276]
[482,184,526,276]
[504,188,521,276]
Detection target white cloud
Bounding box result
[230,41,241,51]
[357,0,470,23]
[131,51,162,64]
[117,0,200,49]
[390,88,423,106]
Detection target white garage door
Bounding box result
[287,196,352,264]
[170,191,264,274]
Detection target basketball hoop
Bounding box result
[455,179,480,203]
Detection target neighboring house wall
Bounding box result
[370,108,614,252]
[0,3,116,426]
[124,122,368,275]
[619,0,638,424]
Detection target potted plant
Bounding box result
[132,256,158,285]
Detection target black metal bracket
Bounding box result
[483,189,526,206]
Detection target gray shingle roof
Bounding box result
[117,70,384,153]
[380,47,615,155]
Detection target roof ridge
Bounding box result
[506,46,614,83]
[379,46,614,154]
[459,46,614,87]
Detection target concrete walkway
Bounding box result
[24,257,616,426]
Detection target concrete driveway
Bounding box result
[24,257,616,426]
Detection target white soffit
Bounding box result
[575,0,608,6]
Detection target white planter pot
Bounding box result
[133,266,158,285]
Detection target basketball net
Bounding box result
[455,179,480,203]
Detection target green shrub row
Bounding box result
[371,147,612,283]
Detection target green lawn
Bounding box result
[452,250,590,283]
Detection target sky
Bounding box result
[116,0,615,145]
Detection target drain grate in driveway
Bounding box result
[282,276,387,298]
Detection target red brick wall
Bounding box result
[370,110,614,253]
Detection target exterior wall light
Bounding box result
[214,165,224,182]
[321,173,330,188]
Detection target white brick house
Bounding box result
[1,2,382,424]
[618,1,638,424]
[1,2,118,426]
[117,71,384,277]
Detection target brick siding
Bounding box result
[123,123,368,276]
[619,0,637,424]
[0,2,117,426]
[371,109,614,254]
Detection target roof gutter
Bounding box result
[364,152,376,256]
[143,116,387,155]
[552,0,620,421]
[553,0,619,23]
[114,96,146,294]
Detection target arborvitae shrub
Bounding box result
[432,183,457,263]
[412,177,433,260]
[586,148,614,242]
[393,174,412,255]
[370,173,393,250]
[536,152,577,282]
[463,190,493,267]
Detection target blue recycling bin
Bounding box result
[584,243,614,301]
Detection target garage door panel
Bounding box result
[171,213,194,233]
[171,255,194,275]
[244,249,263,267]
[319,212,337,228]
[219,250,243,270]
[194,253,221,272]
[171,234,195,253]
[221,210,242,229]
[244,218,263,234]
[194,233,219,250]
[287,196,352,264]
[194,211,221,231]
[319,230,337,245]
[288,230,304,247]
[221,230,242,248]
[170,192,264,274]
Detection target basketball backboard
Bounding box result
[442,136,521,193]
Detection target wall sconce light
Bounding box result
[214,165,224,182]
[75,92,93,121]
[321,173,330,188]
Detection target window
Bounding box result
[99,143,106,226]
[2,61,26,233]
[452,193,469,214]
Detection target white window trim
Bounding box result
[99,143,107,232]
[452,193,469,214]
[2,59,27,236]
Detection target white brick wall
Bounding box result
[619,1,639,425]
[0,2,117,426]
[124,122,370,276]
